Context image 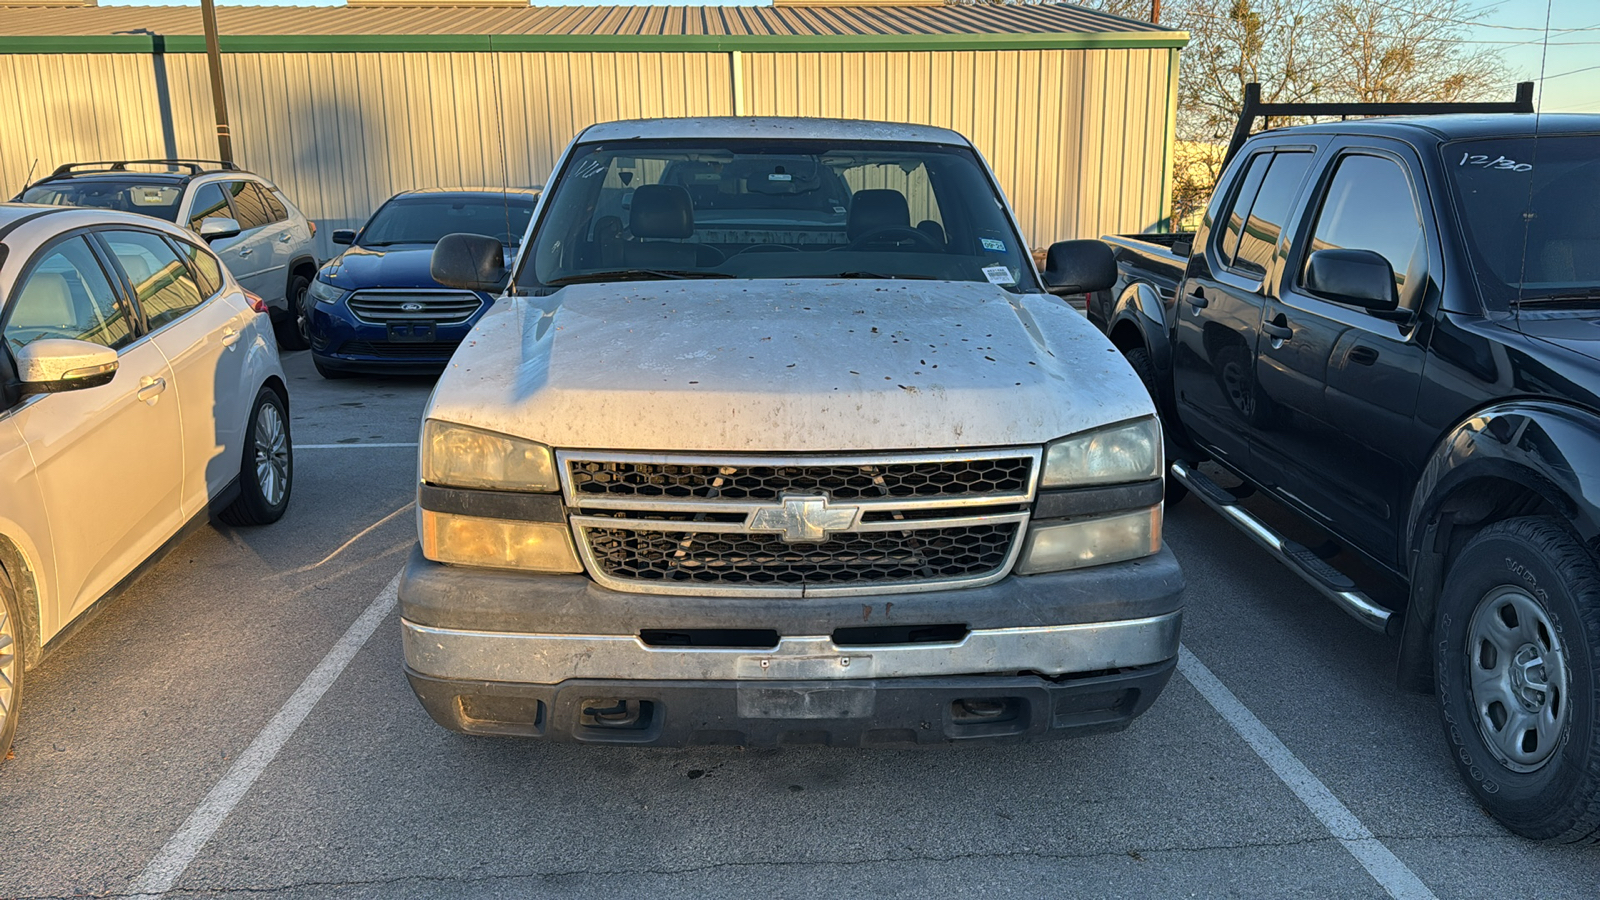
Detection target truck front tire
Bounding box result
[1435,516,1600,843]
[1123,346,1187,505]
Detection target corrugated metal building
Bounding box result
[0,2,1185,256]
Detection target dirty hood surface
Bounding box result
[427,280,1151,452]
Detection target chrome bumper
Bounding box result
[401,611,1182,685]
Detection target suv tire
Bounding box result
[274,274,312,352]
[219,387,293,526]
[1435,516,1600,843]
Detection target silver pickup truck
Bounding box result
[398,117,1183,746]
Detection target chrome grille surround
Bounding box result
[558,449,1040,598]
[346,289,483,325]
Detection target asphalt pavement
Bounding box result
[2,350,1595,899]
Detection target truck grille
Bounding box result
[560,450,1039,597]
[346,290,482,325]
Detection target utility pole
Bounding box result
[200,0,233,163]
[1151,0,1161,24]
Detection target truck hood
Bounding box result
[427,280,1152,452]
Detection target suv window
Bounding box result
[259,186,288,222]
[226,181,274,231]
[3,237,134,353]
[188,182,233,231]
[1232,152,1314,276]
[101,230,206,330]
[1303,154,1424,302]
[1215,153,1270,270]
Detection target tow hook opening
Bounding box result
[581,698,655,730]
[951,696,1023,724]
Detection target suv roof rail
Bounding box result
[45,159,242,178]
[1222,81,1536,168]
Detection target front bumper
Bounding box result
[400,544,1183,746]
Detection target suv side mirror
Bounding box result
[197,216,241,242]
[432,233,508,293]
[1305,248,1399,314]
[1042,240,1116,296]
[331,229,356,245]
[14,339,119,396]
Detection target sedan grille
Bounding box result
[346,291,482,325]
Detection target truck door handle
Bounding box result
[136,376,167,403]
[1261,321,1293,341]
[221,328,240,349]
[1186,288,1209,310]
[1349,346,1379,366]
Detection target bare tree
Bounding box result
[1314,0,1505,103]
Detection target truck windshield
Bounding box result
[361,196,537,248]
[1444,135,1600,305]
[19,180,183,221]
[521,139,1038,293]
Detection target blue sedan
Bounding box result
[307,188,539,377]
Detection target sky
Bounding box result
[92,0,1600,111]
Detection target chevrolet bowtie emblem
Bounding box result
[747,494,860,543]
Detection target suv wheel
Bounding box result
[0,564,23,766]
[274,274,312,352]
[1435,517,1600,842]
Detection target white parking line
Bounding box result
[126,573,402,899]
[296,442,418,449]
[1178,644,1438,900]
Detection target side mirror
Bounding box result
[1305,248,1399,313]
[1042,240,1116,296]
[331,229,356,245]
[14,339,118,396]
[431,233,508,293]
[197,216,241,242]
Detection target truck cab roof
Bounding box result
[1256,112,1600,144]
[576,117,972,147]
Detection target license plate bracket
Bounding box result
[387,322,437,343]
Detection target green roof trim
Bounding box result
[0,30,1188,55]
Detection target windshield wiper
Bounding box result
[1513,292,1600,308]
[545,269,734,286]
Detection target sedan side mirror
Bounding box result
[1042,240,1116,296]
[331,229,356,245]
[1305,248,1399,314]
[197,216,241,243]
[14,339,119,396]
[432,233,509,293]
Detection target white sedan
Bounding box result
[0,205,292,761]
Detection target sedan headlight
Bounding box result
[1040,417,1161,488]
[421,420,559,493]
[307,278,346,306]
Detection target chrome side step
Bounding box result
[1169,461,1395,634]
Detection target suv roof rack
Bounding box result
[45,159,241,179]
[1222,81,1536,168]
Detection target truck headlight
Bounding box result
[1039,417,1161,488]
[420,510,582,573]
[421,420,559,493]
[307,278,346,306]
[1015,506,1162,574]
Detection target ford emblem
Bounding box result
[400,302,425,312]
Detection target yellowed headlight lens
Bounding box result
[1015,506,1162,574]
[420,510,583,573]
[1040,417,1162,488]
[421,420,558,493]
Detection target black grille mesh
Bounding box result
[568,458,1032,501]
[582,523,1019,587]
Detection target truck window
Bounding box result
[1232,152,1313,276]
[1216,153,1271,270]
[1302,154,1423,303]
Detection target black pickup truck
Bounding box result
[1074,99,1600,842]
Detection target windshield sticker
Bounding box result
[981,238,1007,252]
[1459,153,1532,172]
[768,173,793,182]
[983,265,1016,285]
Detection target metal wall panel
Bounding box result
[0,47,1170,259]
[0,51,734,257]
[741,48,1175,246]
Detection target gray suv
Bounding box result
[17,160,321,349]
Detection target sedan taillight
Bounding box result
[244,291,269,314]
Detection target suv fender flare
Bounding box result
[1397,400,1600,691]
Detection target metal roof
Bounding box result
[0,3,1187,53]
